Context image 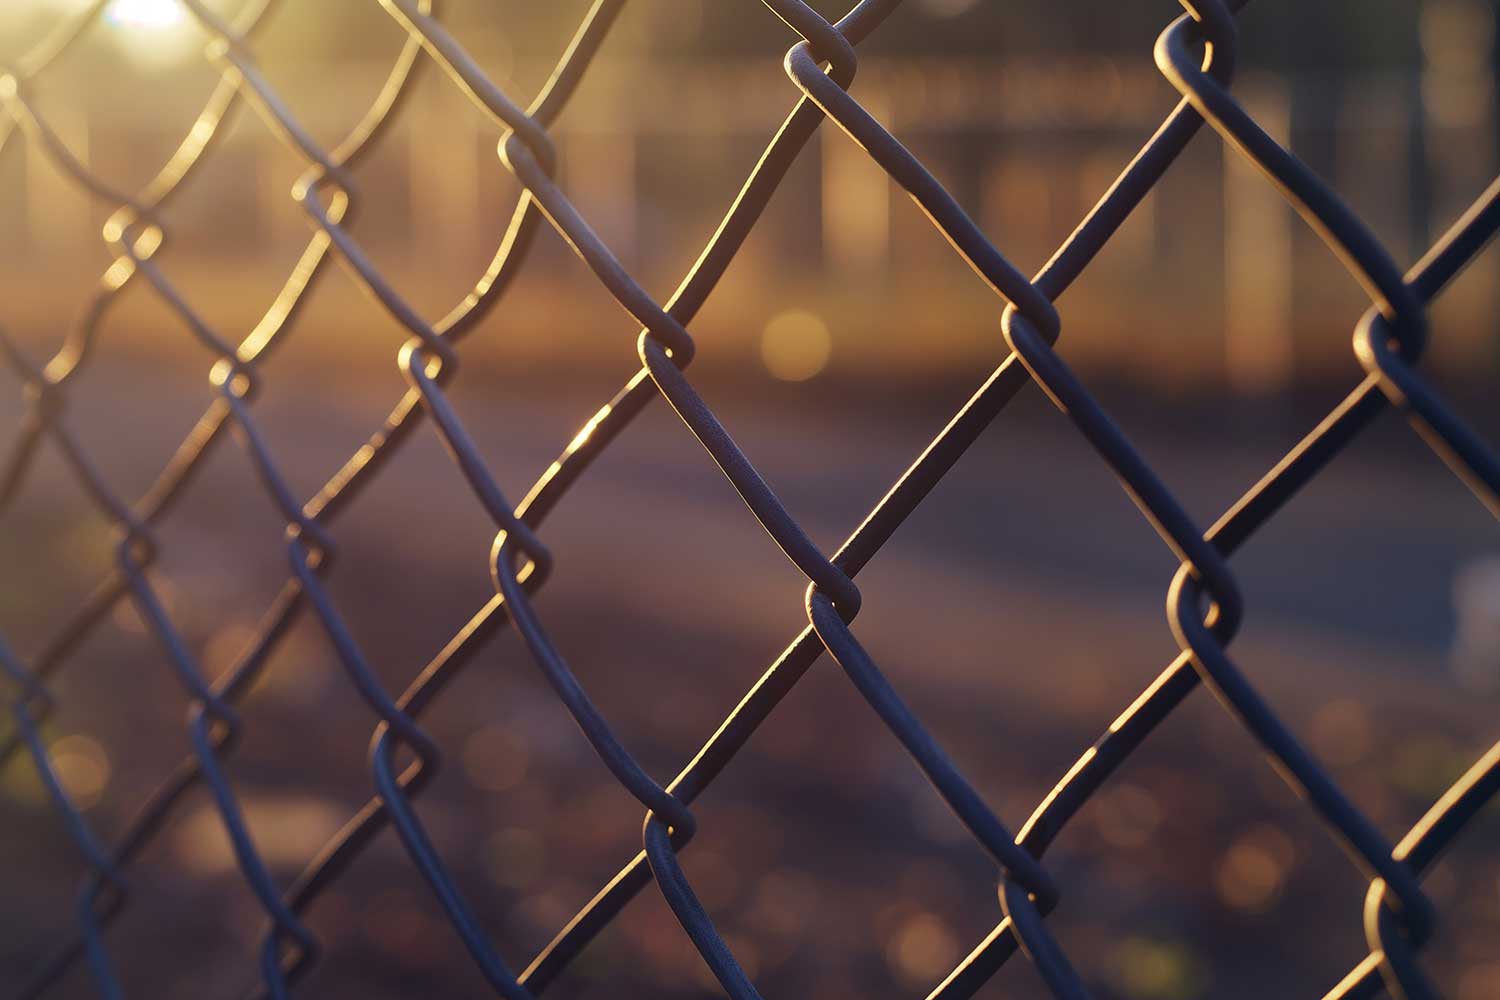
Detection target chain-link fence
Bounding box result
[2,1,1499,998]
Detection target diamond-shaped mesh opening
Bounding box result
[5,3,1500,999]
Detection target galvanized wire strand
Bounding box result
[408,0,1497,994]
[0,6,280,993]
[256,6,918,997]
[172,3,1500,995]
[3,2,627,995]
[933,170,1500,1000]
[293,1,1199,994]
[479,3,1243,992]
[0,2,434,994]
[5,0,1500,997]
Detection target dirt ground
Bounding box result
[2,354,1498,999]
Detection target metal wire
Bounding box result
[2,1,1498,997]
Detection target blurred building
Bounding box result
[2,0,1498,390]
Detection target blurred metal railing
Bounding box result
[2,1,1498,998]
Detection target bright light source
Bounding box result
[104,0,199,66]
[106,0,185,29]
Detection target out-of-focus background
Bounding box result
[2,1,1499,998]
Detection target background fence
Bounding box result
[2,1,1500,998]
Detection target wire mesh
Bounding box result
[2,1,1499,998]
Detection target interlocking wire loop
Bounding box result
[3,1,1499,998]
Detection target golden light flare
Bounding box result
[567,403,614,454]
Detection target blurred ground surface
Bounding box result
[2,355,1499,1000]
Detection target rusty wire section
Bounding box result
[2,0,1499,997]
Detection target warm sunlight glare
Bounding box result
[760,309,833,382]
[104,0,199,65]
[106,0,185,29]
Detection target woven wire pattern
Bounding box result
[2,1,1498,998]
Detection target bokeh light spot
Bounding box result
[885,912,958,986]
[760,309,833,382]
[1215,825,1295,913]
[1109,936,1207,1000]
[462,724,530,794]
[49,734,111,809]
